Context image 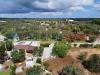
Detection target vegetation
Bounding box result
[0,18,100,75]
[78,52,87,61]
[11,49,25,63]
[82,54,100,72]
[43,62,49,70]
[33,46,44,56]
[5,40,13,51]
[0,42,6,63]
[10,65,16,75]
[36,58,42,64]
[93,19,100,24]
[52,41,70,58]
[26,65,43,75]
[0,19,99,42]
[80,44,93,48]
[59,65,85,75]
[94,44,100,48]
[41,43,50,47]
[0,69,10,75]
[86,35,96,43]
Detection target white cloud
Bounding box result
[33,0,72,9]
[82,0,94,5]
[0,12,64,18]
[33,0,94,10]
[33,1,49,9]
[94,4,100,10]
[69,6,85,11]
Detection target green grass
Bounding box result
[0,69,10,75]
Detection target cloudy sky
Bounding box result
[0,0,100,18]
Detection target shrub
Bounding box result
[80,44,93,48]
[10,64,16,75]
[41,43,50,47]
[11,50,25,63]
[43,62,49,70]
[74,44,77,47]
[36,58,42,64]
[33,46,44,56]
[5,40,13,51]
[26,65,43,75]
[0,42,6,63]
[82,54,100,72]
[78,52,87,61]
[94,44,100,48]
[52,41,70,58]
[46,73,51,75]
[59,65,85,75]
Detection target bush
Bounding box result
[74,44,77,47]
[11,50,25,63]
[0,42,6,63]
[36,58,42,64]
[94,44,100,48]
[33,46,44,56]
[10,64,16,75]
[5,40,13,51]
[43,62,49,70]
[59,65,85,75]
[82,54,100,72]
[78,52,87,61]
[26,65,43,75]
[52,41,70,58]
[41,43,50,47]
[80,44,93,48]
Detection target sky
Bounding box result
[0,0,100,18]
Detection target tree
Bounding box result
[33,46,43,56]
[59,65,85,75]
[0,42,6,63]
[5,40,13,51]
[93,19,100,24]
[11,49,25,63]
[10,64,16,75]
[82,54,100,72]
[19,49,25,61]
[52,41,70,58]
[26,66,43,75]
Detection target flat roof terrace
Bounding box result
[14,41,40,50]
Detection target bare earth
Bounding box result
[47,48,100,75]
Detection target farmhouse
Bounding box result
[14,41,40,52]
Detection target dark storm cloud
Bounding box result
[0,0,57,13]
